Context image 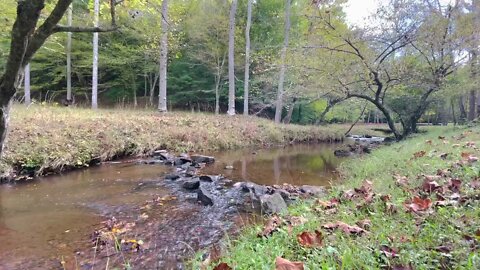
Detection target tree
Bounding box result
[92,0,100,109]
[301,0,468,139]
[274,0,291,123]
[243,0,252,116]
[0,0,118,156]
[158,0,169,112]
[227,0,238,116]
[24,63,31,105]
[66,3,73,103]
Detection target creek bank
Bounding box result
[75,150,329,269]
[1,106,346,183]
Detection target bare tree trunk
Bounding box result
[227,0,238,116]
[158,0,169,112]
[215,52,226,115]
[345,103,368,136]
[92,0,99,109]
[243,0,252,116]
[459,95,467,122]
[451,98,457,126]
[468,90,476,121]
[24,64,31,105]
[274,0,291,123]
[66,4,73,102]
[150,73,158,107]
[282,97,296,124]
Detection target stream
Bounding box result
[0,143,345,269]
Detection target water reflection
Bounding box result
[201,143,344,186]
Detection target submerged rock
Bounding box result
[191,155,215,164]
[300,185,327,197]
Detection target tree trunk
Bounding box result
[274,0,291,123]
[150,73,158,107]
[243,0,252,116]
[468,90,476,121]
[459,95,467,122]
[227,0,238,116]
[215,52,226,115]
[451,98,457,126]
[66,3,73,102]
[282,97,296,124]
[92,0,99,109]
[158,0,169,112]
[24,64,31,105]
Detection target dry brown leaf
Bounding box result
[275,257,304,270]
[258,215,282,238]
[404,197,432,213]
[213,262,232,270]
[297,230,324,248]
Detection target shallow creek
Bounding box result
[0,143,345,269]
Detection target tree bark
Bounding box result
[0,0,45,156]
[92,0,99,109]
[158,0,169,112]
[24,64,31,105]
[274,0,291,123]
[66,3,73,102]
[468,90,476,121]
[459,95,467,122]
[150,73,158,107]
[243,0,252,116]
[227,0,238,116]
[282,97,296,124]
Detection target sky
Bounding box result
[344,0,456,26]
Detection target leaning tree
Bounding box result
[304,0,470,139]
[0,0,120,156]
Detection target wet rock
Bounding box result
[276,189,291,200]
[164,174,181,181]
[260,193,287,214]
[199,175,215,182]
[184,167,197,177]
[191,155,215,164]
[300,185,327,197]
[183,179,200,190]
[197,185,214,206]
[174,158,192,166]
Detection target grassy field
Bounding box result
[0,105,358,180]
[195,126,480,269]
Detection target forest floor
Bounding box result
[0,105,385,182]
[193,126,480,270]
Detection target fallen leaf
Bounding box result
[404,197,432,213]
[355,180,373,194]
[439,153,448,159]
[421,179,441,193]
[315,198,339,209]
[380,245,398,258]
[380,194,392,202]
[438,136,445,140]
[394,174,409,187]
[356,219,372,230]
[447,178,462,192]
[275,257,304,270]
[413,151,426,158]
[258,215,282,238]
[425,140,432,145]
[322,221,367,235]
[297,230,324,248]
[461,152,472,159]
[213,262,232,270]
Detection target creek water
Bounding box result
[0,143,345,269]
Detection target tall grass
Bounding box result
[1,105,345,180]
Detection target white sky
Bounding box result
[344,0,456,26]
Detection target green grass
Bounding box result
[194,126,480,270]
[1,105,347,180]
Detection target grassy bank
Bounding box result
[0,105,350,180]
[196,126,480,269]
